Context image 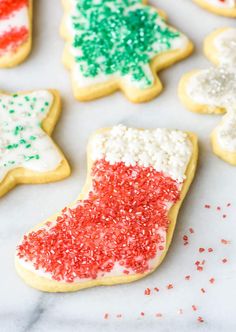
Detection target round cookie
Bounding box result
[61,0,193,103]
[179,28,236,165]
[193,0,236,17]
[0,90,71,197]
[16,125,198,292]
[0,0,32,68]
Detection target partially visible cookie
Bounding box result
[179,28,236,165]
[0,89,71,197]
[61,0,193,103]
[15,125,198,292]
[0,0,32,68]
[193,0,236,17]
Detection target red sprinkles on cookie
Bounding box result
[0,0,29,55]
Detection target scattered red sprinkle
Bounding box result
[192,305,197,311]
[167,284,173,290]
[198,316,204,323]
[195,261,200,266]
[208,248,213,252]
[0,0,28,19]
[140,312,145,317]
[104,313,109,320]
[0,27,29,54]
[178,309,183,315]
[154,287,159,292]
[221,239,230,245]
[17,161,181,282]
[222,214,227,219]
[189,228,194,234]
[204,204,211,209]
[183,235,188,241]
[199,247,205,253]
[227,203,231,207]
[222,258,228,264]
[209,277,215,284]
[123,270,130,275]
[144,288,151,295]
[185,275,191,280]
[116,314,122,319]
[155,313,163,318]
[197,266,203,272]
[217,206,221,211]
[201,288,206,293]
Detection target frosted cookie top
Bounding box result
[90,125,193,182]
[0,91,62,181]
[65,0,188,89]
[0,0,30,56]
[204,0,236,8]
[214,28,236,65]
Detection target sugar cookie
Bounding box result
[61,0,193,103]
[16,125,198,292]
[0,90,70,197]
[0,0,32,68]
[193,0,236,17]
[179,28,236,165]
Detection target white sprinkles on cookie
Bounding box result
[187,28,236,153]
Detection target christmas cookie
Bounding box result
[60,0,193,103]
[0,0,32,68]
[16,125,198,292]
[193,0,236,17]
[0,90,70,197]
[179,28,236,165]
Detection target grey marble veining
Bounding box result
[1,0,236,331]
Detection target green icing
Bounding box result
[69,0,181,88]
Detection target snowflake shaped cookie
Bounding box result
[179,28,236,165]
[193,0,236,17]
[0,90,70,197]
[61,0,193,102]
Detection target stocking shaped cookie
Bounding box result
[0,0,32,67]
[0,90,70,197]
[16,125,198,292]
[179,28,236,165]
[61,0,193,103]
[193,0,236,16]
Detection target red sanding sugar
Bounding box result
[17,160,181,282]
[0,0,28,19]
[0,27,29,53]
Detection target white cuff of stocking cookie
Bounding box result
[90,125,193,182]
[0,90,62,181]
[203,0,236,8]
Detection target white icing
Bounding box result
[214,28,236,65]
[65,0,189,89]
[90,125,192,182]
[186,28,236,152]
[203,0,236,8]
[0,6,28,36]
[216,110,236,152]
[0,91,62,181]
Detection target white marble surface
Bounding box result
[1,0,236,331]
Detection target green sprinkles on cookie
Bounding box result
[68,0,184,88]
[0,91,62,181]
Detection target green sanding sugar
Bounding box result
[69,0,181,87]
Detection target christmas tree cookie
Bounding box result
[193,0,236,17]
[16,125,198,292]
[179,28,236,165]
[0,90,70,197]
[61,0,193,103]
[0,0,32,68]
